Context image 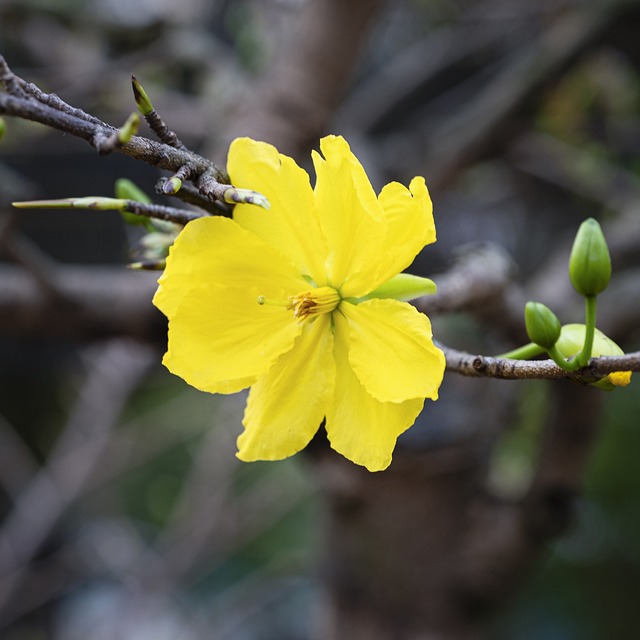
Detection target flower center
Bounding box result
[258,285,340,322]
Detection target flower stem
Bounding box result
[576,295,597,368]
[498,342,546,360]
[548,345,580,372]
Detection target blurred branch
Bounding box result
[0,339,154,626]
[455,379,603,608]
[0,414,39,500]
[510,131,640,215]
[224,0,387,155]
[0,265,161,340]
[415,243,519,317]
[425,2,630,189]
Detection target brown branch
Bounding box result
[0,265,161,341]
[0,56,236,210]
[439,342,640,380]
[0,90,222,177]
[224,0,387,156]
[415,244,519,316]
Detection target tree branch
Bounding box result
[0,56,237,208]
[439,342,640,380]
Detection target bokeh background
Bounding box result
[1,1,640,638]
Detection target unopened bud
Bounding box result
[131,75,154,116]
[525,301,561,349]
[569,218,611,296]
[365,273,437,302]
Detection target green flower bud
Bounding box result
[556,323,631,390]
[569,218,611,296]
[364,273,437,302]
[524,301,561,349]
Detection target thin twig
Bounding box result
[155,178,232,215]
[439,342,640,380]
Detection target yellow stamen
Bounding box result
[257,286,340,323]
[287,286,340,321]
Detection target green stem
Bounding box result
[497,342,546,360]
[548,345,580,372]
[576,295,597,367]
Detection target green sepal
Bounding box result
[363,273,437,302]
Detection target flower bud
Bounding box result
[365,273,437,302]
[556,323,631,390]
[525,301,561,349]
[569,218,611,296]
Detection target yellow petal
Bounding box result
[227,137,329,284]
[154,216,308,392]
[312,136,387,295]
[238,314,335,461]
[339,299,445,403]
[371,176,436,289]
[154,216,307,316]
[326,316,424,472]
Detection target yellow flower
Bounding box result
[153,135,445,471]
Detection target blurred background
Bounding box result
[1,0,640,638]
